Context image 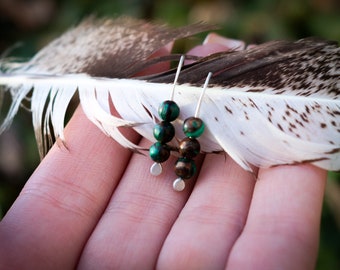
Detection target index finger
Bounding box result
[0,45,172,269]
[0,106,140,269]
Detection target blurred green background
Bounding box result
[0,0,339,268]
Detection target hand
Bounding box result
[0,35,327,270]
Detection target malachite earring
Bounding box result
[173,72,212,191]
[149,55,185,176]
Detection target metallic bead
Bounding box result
[150,162,163,176]
[173,178,185,191]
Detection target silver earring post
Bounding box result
[173,72,212,191]
[149,55,186,176]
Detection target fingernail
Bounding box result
[164,41,174,53]
[246,44,257,49]
[203,33,245,50]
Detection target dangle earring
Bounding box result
[149,55,185,176]
[173,72,212,191]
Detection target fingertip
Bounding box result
[185,33,245,61]
[134,42,174,76]
[185,44,228,58]
[203,33,245,51]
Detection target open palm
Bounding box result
[0,36,326,270]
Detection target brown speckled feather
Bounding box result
[27,16,212,77]
[0,17,339,172]
[147,37,339,99]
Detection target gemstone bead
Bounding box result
[179,137,200,159]
[158,100,180,122]
[153,121,175,143]
[183,117,205,138]
[149,142,170,163]
[174,158,196,179]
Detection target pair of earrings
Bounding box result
[149,55,212,191]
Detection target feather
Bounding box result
[0,17,339,172]
[0,16,213,156]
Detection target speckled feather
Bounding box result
[0,17,339,172]
[0,17,212,156]
[18,16,212,77]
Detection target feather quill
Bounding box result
[0,17,339,172]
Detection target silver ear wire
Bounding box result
[195,72,212,118]
[170,55,185,101]
[149,56,185,177]
[173,72,212,191]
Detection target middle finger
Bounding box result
[78,138,198,269]
[157,154,256,269]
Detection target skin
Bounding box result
[0,35,326,270]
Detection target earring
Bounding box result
[173,72,212,191]
[149,55,185,176]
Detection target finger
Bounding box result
[78,138,202,269]
[133,42,174,76]
[157,154,256,269]
[78,35,239,269]
[0,42,174,269]
[156,35,251,269]
[226,164,327,270]
[0,107,140,269]
[203,33,246,50]
[185,34,245,64]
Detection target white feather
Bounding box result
[0,73,339,171]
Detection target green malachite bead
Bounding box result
[174,158,196,179]
[183,117,205,138]
[153,121,175,143]
[158,100,180,122]
[149,142,170,163]
[179,137,200,159]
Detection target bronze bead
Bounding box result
[174,158,196,179]
[179,137,200,159]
